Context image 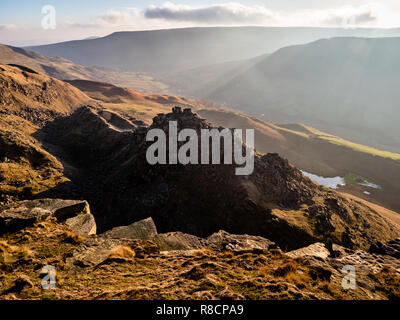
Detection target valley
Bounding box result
[1,24,400,301]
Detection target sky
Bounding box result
[2,1,400,46]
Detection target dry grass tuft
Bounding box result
[193,248,214,257]
[60,231,83,244]
[109,246,135,260]
[273,261,298,277]
[0,241,9,254]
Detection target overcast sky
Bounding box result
[2,1,400,46]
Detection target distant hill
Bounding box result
[164,54,268,97]
[0,44,168,93]
[0,44,107,81]
[27,27,400,74]
[198,37,400,153]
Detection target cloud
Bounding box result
[96,10,134,27]
[143,2,399,28]
[317,4,381,27]
[65,9,141,29]
[144,2,277,24]
[63,2,400,31]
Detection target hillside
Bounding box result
[164,54,268,97]
[27,27,400,75]
[0,44,167,93]
[0,64,91,201]
[0,64,90,114]
[201,37,400,152]
[198,109,400,213]
[65,80,200,124]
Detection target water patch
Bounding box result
[359,182,381,190]
[301,171,345,190]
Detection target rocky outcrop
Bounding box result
[286,243,330,260]
[102,219,277,253]
[67,237,159,267]
[41,106,137,169]
[18,199,90,220]
[153,232,207,251]
[369,238,400,258]
[65,213,96,235]
[101,218,278,253]
[0,206,47,235]
[37,106,400,251]
[0,199,96,235]
[103,217,157,240]
[330,243,353,258]
[206,230,277,254]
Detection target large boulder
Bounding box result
[18,199,90,220]
[0,199,96,235]
[286,243,330,260]
[153,232,208,251]
[65,213,96,235]
[67,237,159,267]
[0,206,49,235]
[206,230,277,254]
[101,218,278,253]
[102,217,157,240]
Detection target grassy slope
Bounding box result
[0,64,90,113]
[0,64,91,200]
